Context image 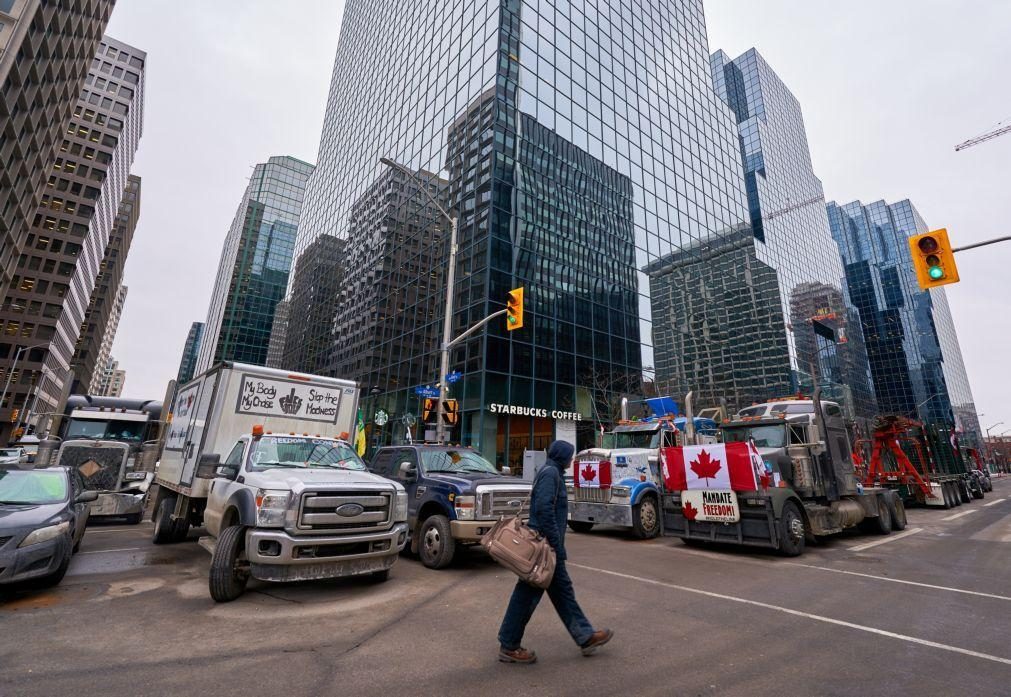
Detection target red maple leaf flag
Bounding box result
[581,463,596,482]
[575,460,611,489]
[682,500,699,521]
[661,444,761,492]
[689,449,721,483]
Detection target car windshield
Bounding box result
[0,469,68,504]
[249,437,367,471]
[66,418,146,442]
[0,448,21,458]
[722,425,788,449]
[608,430,659,449]
[421,449,498,474]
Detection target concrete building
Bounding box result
[1,35,144,441]
[195,156,313,374]
[87,282,126,393]
[175,320,203,385]
[0,0,115,288]
[93,355,124,396]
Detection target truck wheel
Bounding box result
[778,501,806,557]
[873,494,893,534]
[971,480,984,500]
[172,516,191,543]
[632,496,661,539]
[418,515,456,569]
[209,525,249,602]
[567,520,595,533]
[152,496,177,544]
[887,494,907,531]
[958,480,971,504]
[940,483,953,509]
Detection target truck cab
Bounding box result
[368,444,531,569]
[196,431,409,602]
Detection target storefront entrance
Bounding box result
[495,414,554,476]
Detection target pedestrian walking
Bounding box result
[497,439,613,664]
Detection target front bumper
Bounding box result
[569,501,633,527]
[449,519,523,541]
[89,491,146,517]
[245,523,409,582]
[0,534,70,585]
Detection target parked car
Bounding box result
[368,444,531,569]
[0,464,96,589]
[972,468,992,493]
[0,447,26,465]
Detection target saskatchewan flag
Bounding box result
[354,409,367,456]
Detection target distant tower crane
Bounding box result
[954,119,1011,151]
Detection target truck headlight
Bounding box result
[255,489,289,528]
[454,495,476,520]
[393,491,408,522]
[19,521,70,548]
[611,486,631,502]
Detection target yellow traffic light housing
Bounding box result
[908,229,959,290]
[9,409,18,423]
[506,287,524,330]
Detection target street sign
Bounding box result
[414,385,440,398]
[445,371,463,384]
[374,410,388,426]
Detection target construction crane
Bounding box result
[763,194,824,222]
[954,119,1011,151]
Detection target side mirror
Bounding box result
[398,461,418,482]
[215,465,240,481]
[195,453,223,479]
[76,490,99,504]
[501,466,512,476]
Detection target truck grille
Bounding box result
[60,445,125,492]
[479,489,531,518]
[296,491,391,533]
[575,488,612,504]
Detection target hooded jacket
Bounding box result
[528,440,574,561]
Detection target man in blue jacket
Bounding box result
[497,440,613,664]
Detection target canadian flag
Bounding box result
[661,443,764,492]
[575,460,612,489]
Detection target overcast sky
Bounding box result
[106,1,1009,435]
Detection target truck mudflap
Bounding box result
[661,493,780,550]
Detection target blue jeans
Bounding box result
[498,560,595,650]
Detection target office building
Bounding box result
[78,173,139,391]
[828,199,982,444]
[195,156,314,374]
[176,320,203,385]
[291,0,753,467]
[1,35,144,441]
[93,355,124,396]
[0,0,114,288]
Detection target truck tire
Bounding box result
[152,496,177,544]
[778,501,806,557]
[873,494,892,534]
[567,520,595,533]
[418,515,456,569]
[958,479,971,504]
[940,482,953,509]
[887,494,907,531]
[209,525,250,602]
[632,496,661,539]
[970,479,984,500]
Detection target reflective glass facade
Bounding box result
[292,0,770,468]
[828,199,982,444]
[196,156,313,373]
[175,320,203,385]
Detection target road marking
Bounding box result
[570,562,1011,667]
[941,509,978,522]
[782,562,1011,602]
[77,546,145,555]
[848,527,922,552]
[984,498,1006,507]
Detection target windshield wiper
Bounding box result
[257,462,307,469]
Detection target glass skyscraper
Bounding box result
[196,156,313,374]
[828,199,982,444]
[290,0,769,468]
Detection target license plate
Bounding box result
[681,489,740,523]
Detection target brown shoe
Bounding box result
[580,628,614,656]
[499,646,537,664]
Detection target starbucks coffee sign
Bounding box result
[488,403,585,421]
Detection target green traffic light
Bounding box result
[928,266,944,280]
[508,315,517,324]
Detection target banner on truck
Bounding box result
[165,382,200,451]
[236,374,346,425]
[661,442,765,492]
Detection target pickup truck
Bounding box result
[195,431,409,602]
[369,445,531,569]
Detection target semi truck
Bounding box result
[663,393,905,556]
[35,396,163,523]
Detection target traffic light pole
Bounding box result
[952,235,1011,253]
[435,216,458,445]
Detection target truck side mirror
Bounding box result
[398,461,417,482]
[195,454,222,479]
[502,465,511,476]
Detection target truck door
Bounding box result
[204,439,247,537]
[180,374,220,486]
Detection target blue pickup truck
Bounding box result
[369,445,531,569]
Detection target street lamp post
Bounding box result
[0,343,48,423]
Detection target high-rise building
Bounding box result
[1,35,144,441]
[93,355,124,396]
[0,0,115,288]
[291,0,753,468]
[175,320,203,385]
[196,156,314,374]
[700,48,877,418]
[78,173,139,391]
[828,199,982,444]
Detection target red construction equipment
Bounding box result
[855,415,939,504]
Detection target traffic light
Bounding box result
[422,398,437,425]
[442,399,459,426]
[908,229,960,290]
[506,287,524,331]
[9,409,17,423]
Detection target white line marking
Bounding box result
[984,498,1006,508]
[782,562,1011,602]
[941,509,978,522]
[77,546,145,555]
[569,562,1011,666]
[848,527,922,552]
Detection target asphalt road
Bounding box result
[3,479,1011,697]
